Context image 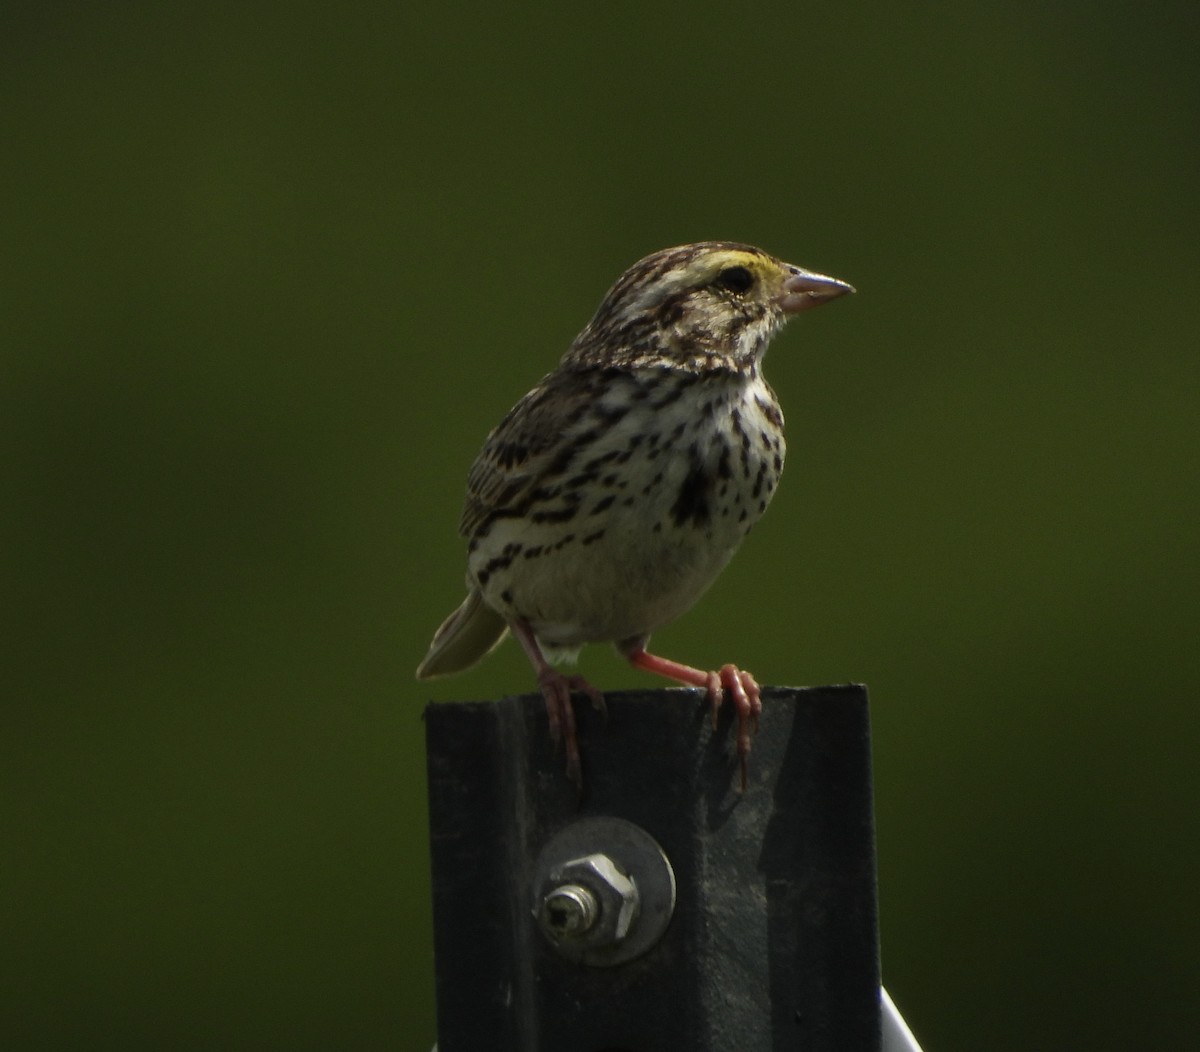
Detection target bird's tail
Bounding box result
[415,589,509,679]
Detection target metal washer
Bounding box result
[531,816,677,966]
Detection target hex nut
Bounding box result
[532,818,676,966]
[538,853,640,948]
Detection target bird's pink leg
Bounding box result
[620,640,762,789]
[510,619,604,786]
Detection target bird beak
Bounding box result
[778,268,855,314]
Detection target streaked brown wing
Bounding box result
[458,369,595,539]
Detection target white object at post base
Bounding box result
[882,986,925,1051]
[433,987,922,1051]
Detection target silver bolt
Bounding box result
[539,883,599,937]
[534,852,640,951]
[532,819,675,966]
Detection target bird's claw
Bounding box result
[705,664,762,790]
[536,668,605,787]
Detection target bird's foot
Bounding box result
[621,641,762,790]
[535,667,605,787]
[703,664,762,790]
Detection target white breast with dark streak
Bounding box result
[470,369,785,654]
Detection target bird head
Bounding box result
[568,242,853,372]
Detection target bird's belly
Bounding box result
[468,375,785,648]
[471,470,769,648]
[530,520,737,645]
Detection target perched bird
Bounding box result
[417,242,853,786]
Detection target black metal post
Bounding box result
[425,685,880,1052]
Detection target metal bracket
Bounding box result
[426,685,881,1051]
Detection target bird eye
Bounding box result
[715,265,754,293]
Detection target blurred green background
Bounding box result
[3,2,1197,1048]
